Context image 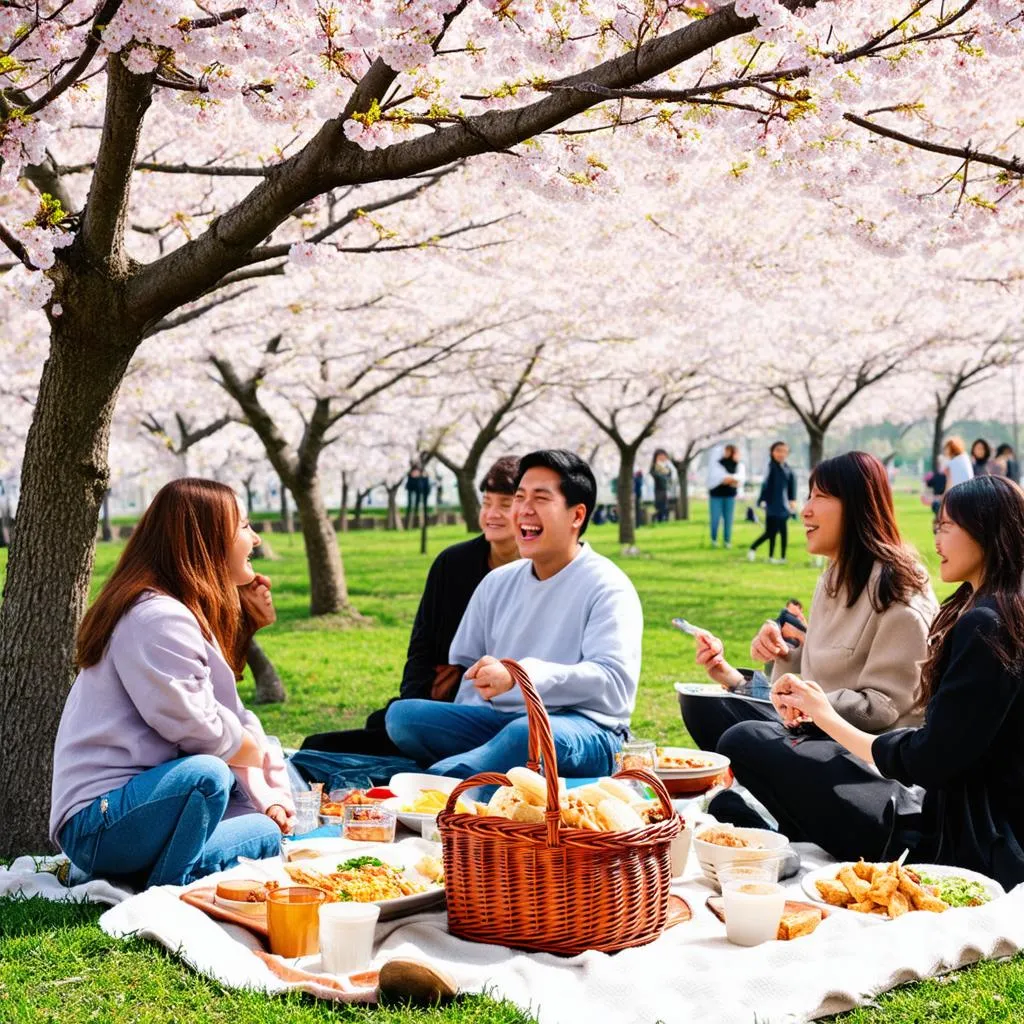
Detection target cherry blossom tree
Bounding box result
[2,0,1024,855]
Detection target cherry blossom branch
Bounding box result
[0,221,32,269]
[843,113,1024,179]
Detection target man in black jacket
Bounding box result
[301,455,520,754]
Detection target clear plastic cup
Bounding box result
[292,791,321,835]
[719,862,786,946]
[319,902,380,975]
[266,886,326,957]
[421,816,441,844]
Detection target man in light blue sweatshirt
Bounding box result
[385,449,643,778]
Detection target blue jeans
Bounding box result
[384,700,621,779]
[59,755,282,888]
[709,495,736,544]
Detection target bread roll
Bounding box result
[598,777,644,806]
[215,880,267,903]
[510,802,546,824]
[596,797,645,832]
[571,784,609,809]
[506,766,549,806]
[488,786,524,819]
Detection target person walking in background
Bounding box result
[650,449,672,523]
[994,444,1019,482]
[971,438,995,477]
[747,441,796,564]
[707,443,745,548]
[633,469,644,528]
[404,465,423,527]
[942,436,974,490]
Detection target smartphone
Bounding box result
[671,617,704,637]
[776,608,807,649]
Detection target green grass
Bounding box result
[3,494,1023,1023]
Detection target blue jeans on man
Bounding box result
[709,495,736,545]
[385,700,622,778]
[59,755,281,888]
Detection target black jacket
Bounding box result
[873,600,1024,890]
[757,460,796,518]
[300,534,492,755]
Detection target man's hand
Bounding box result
[240,573,275,630]
[750,620,789,663]
[266,804,293,834]
[466,655,514,700]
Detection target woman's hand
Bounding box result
[240,573,276,630]
[751,620,790,663]
[772,673,834,727]
[695,630,744,690]
[266,804,294,834]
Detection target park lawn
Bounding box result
[3,494,1023,1023]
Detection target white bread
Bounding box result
[596,797,645,832]
[506,767,549,806]
[598,777,645,807]
[510,802,546,824]
[488,786,524,818]
[571,784,609,809]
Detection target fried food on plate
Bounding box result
[816,860,956,918]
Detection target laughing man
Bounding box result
[384,449,644,778]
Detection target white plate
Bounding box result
[270,840,445,921]
[381,796,434,833]
[801,862,1004,913]
[654,747,730,777]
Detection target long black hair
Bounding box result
[918,475,1024,707]
[809,451,928,611]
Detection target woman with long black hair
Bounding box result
[770,475,1024,889]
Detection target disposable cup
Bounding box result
[319,902,381,975]
[266,886,326,957]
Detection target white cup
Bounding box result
[318,902,380,975]
[670,821,693,878]
[720,870,786,947]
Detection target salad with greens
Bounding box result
[911,869,992,908]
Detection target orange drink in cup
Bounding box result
[266,886,327,957]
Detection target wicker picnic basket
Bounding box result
[436,660,681,956]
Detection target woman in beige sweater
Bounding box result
[680,450,938,758]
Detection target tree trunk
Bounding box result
[243,477,256,517]
[932,397,950,473]
[337,470,349,532]
[292,475,349,615]
[808,427,826,469]
[247,638,287,704]
[455,469,481,534]
[672,459,692,520]
[385,484,401,530]
[420,499,429,555]
[279,476,294,533]
[616,446,638,547]
[354,489,367,521]
[0,324,134,856]
[101,489,113,542]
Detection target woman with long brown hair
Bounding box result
[50,479,293,888]
[771,475,1024,888]
[681,451,938,755]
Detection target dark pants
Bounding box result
[654,491,669,522]
[301,704,401,756]
[716,720,925,862]
[750,514,788,558]
[678,688,781,754]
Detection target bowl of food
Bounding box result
[654,747,731,796]
[386,773,469,831]
[214,879,270,917]
[693,825,789,888]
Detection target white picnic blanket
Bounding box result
[5,829,1024,1023]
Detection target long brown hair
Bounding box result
[809,451,927,611]
[917,475,1024,708]
[77,478,248,674]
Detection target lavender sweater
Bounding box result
[49,592,292,846]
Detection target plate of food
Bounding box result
[654,747,730,777]
[802,859,1004,919]
[269,843,446,921]
[385,773,473,831]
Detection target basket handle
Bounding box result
[439,659,563,845]
[613,766,676,821]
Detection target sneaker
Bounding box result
[769,558,787,565]
[746,549,756,562]
[710,539,719,548]
[724,543,732,549]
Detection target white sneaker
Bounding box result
[724,543,732,549]
[710,539,719,548]
[769,558,787,565]
[746,549,756,562]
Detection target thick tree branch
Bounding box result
[79,55,155,270]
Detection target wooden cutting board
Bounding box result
[705,895,829,940]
